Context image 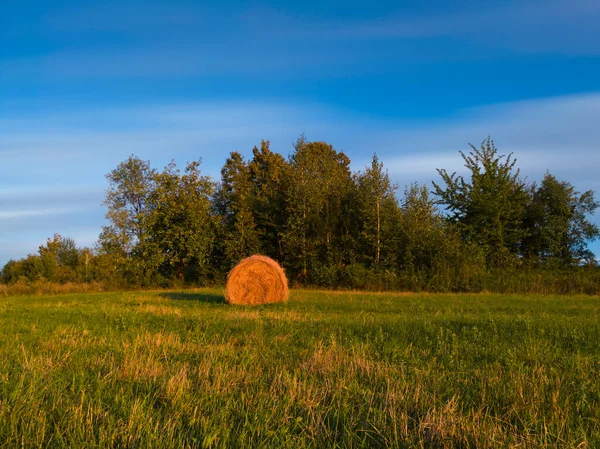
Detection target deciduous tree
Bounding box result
[248,140,289,260]
[433,138,529,267]
[214,152,261,268]
[523,173,599,266]
[147,160,216,280]
[100,155,156,256]
[355,154,400,267]
[284,137,353,280]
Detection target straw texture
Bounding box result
[225,255,289,305]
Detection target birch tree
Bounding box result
[355,154,399,266]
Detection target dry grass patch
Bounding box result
[165,365,190,402]
[117,331,184,381]
[261,310,310,322]
[0,281,106,297]
[137,304,182,316]
[118,351,165,381]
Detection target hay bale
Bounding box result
[225,255,289,305]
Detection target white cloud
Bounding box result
[2,0,598,82]
[0,207,84,220]
[1,92,600,265]
[0,185,102,199]
[249,0,600,56]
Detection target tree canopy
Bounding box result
[2,136,598,292]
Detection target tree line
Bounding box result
[2,136,599,293]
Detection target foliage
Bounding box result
[213,152,261,268]
[147,160,216,280]
[433,137,529,267]
[0,234,100,284]
[354,154,400,267]
[2,135,599,293]
[523,172,600,266]
[248,140,288,261]
[283,137,354,281]
[100,155,157,256]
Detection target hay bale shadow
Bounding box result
[159,292,225,304]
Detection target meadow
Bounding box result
[0,289,599,448]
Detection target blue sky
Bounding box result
[1,0,600,266]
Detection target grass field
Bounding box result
[1,289,599,448]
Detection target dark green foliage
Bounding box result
[146,160,216,280]
[248,140,288,261]
[214,152,261,268]
[399,184,443,274]
[2,135,599,292]
[283,137,354,281]
[523,172,600,266]
[354,154,400,267]
[0,260,19,283]
[433,137,529,267]
[396,184,487,292]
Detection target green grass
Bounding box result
[1,289,599,448]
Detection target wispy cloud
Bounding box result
[0,184,105,263]
[375,93,600,187]
[0,207,84,220]
[2,0,597,82]
[1,92,599,265]
[3,93,599,184]
[0,228,101,261]
[246,0,600,55]
[0,43,360,81]
[44,3,212,33]
[0,100,346,183]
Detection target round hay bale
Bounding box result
[225,255,289,305]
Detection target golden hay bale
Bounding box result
[225,255,289,305]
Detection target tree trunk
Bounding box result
[376,198,381,265]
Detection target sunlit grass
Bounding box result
[1,289,599,447]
